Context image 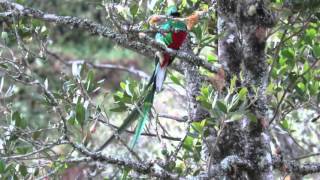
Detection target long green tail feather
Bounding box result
[96,62,158,151]
[95,108,140,152]
[129,86,155,148]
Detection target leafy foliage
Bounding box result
[0,0,319,179]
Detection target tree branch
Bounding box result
[0,1,219,73]
[158,113,188,122]
[274,157,320,175]
[106,123,182,141]
[202,155,254,178]
[68,141,179,179]
[2,139,69,161]
[47,51,150,79]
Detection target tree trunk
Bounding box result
[207,0,276,179]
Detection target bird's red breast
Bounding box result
[169,31,188,49]
[161,31,187,67]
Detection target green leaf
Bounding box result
[281,48,295,60]
[200,86,209,97]
[19,165,28,177]
[191,121,204,133]
[130,4,139,17]
[125,82,133,97]
[75,102,86,126]
[211,93,218,110]
[16,146,31,154]
[280,119,290,130]
[297,82,305,91]
[115,91,124,99]
[279,57,287,66]
[1,31,9,43]
[121,94,132,104]
[33,168,39,176]
[303,61,310,72]
[121,167,131,180]
[313,44,320,58]
[161,149,168,156]
[0,64,8,69]
[0,160,5,174]
[305,28,316,44]
[114,91,128,103]
[197,86,213,110]
[120,82,126,90]
[67,111,76,125]
[12,111,27,129]
[183,136,194,152]
[175,162,184,174]
[110,104,127,112]
[229,76,237,93]
[192,25,202,41]
[167,161,176,171]
[246,112,257,123]
[238,87,248,100]
[207,54,217,62]
[229,112,244,122]
[216,101,228,113]
[199,99,212,110]
[85,70,95,92]
[4,163,15,176]
[32,131,41,140]
[16,0,26,5]
[194,141,202,162]
[170,74,183,87]
[193,169,201,176]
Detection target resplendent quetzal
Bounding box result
[96,2,187,151]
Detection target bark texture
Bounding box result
[183,60,210,121]
[207,0,277,179]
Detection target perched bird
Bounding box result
[96,2,188,151]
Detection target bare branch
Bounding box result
[68,141,179,179]
[2,139,69,161]
[158,113,188,122]
[106,123,182,141]
[201,155,254,178]
[47,51,150,79]
[274,157,320,175]
[0,1,220,73]
[293,153,320,160]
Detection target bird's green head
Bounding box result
[166,5,180,17]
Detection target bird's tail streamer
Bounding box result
[129,85,155,148]
[96,61,158,151]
